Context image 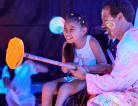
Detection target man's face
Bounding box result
[101,6,118,38]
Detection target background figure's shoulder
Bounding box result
[2,65,10,78]
[15,63,37,76]
[3,65,8,72]
[23,63,38,75]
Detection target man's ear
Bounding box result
[82,27,87,36]
[117,13,123,21]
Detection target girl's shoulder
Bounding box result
[87,35,99,44]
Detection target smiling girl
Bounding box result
[42,13,107,106]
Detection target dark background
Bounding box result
[0,0,137,82]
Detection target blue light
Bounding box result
[134,6,138,28]
[49,16,65,34]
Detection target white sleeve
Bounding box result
[86,35,138,94]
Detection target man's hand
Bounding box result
[71,65,87,80]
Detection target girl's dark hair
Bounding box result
[64,43,75,62]
[63,13,86,62]
[8,67,15,80]
[65,13,87,27]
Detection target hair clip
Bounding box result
[78,17,81,20]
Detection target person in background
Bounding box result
[0,59,48,106]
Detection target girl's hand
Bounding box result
[71,65,87,80]
[61,66,69,73]
[61,62,76,73]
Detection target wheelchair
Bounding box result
[34,89,89,106]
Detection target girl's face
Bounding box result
[63,20,84,43]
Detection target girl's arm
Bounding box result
[61,41,76,73]
[85,37,108,74]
